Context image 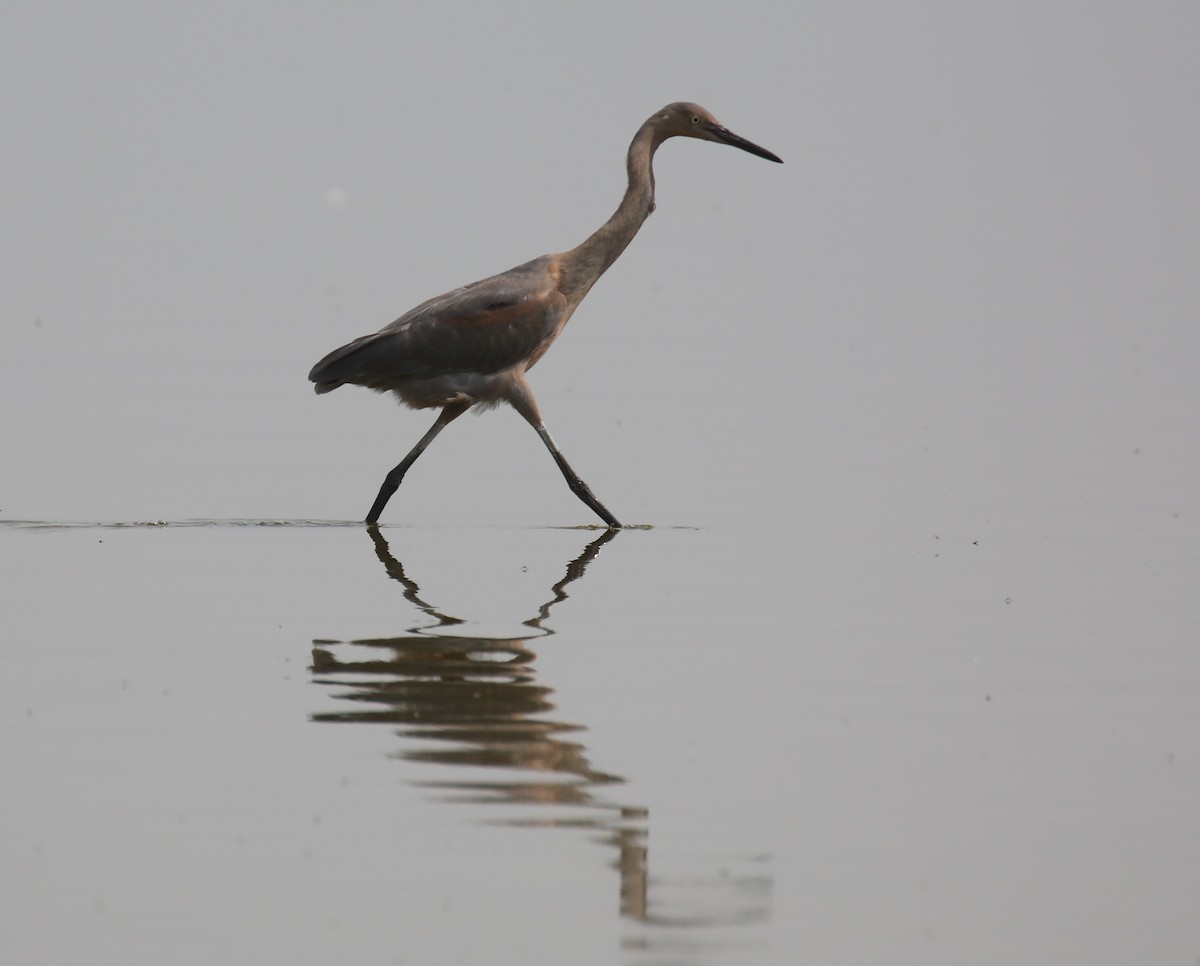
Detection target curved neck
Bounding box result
[558,120,660,304]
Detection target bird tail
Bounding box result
[308,332,390,394]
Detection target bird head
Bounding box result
[653,102,783,163]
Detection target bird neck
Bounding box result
[559,121,659,304]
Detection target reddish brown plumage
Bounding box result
[309,102,782,525]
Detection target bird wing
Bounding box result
[309,256,567,391]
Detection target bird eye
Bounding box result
[690,115,701,126]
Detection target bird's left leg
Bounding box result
[534,423,623,528]
[366,399,470,523]
[507,377,622,529]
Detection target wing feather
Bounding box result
[309,256,566,393]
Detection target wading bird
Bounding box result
[309,102,782,527]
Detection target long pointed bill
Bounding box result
[710,125,784,163]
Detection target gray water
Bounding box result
[4,5,1199,964]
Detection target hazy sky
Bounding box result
[3,2,1197,523]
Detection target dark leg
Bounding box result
[533,424,623,529]
[366,401,469,523]
[505,374,622,528]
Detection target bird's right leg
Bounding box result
[366,400,470,523]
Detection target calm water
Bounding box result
[3,492,1197,964]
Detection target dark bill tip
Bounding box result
[712,125,784,163]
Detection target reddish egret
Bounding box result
[310,102,782,526]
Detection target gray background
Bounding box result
[3,3,1198,964]
[5,1,1195,527]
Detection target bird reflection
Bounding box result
[309,527,771,934]
[310,527,650,916]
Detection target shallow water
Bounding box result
[4,499,1198,964]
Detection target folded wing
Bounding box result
[309,256,567,394]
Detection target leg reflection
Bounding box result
[314,527,624,801]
